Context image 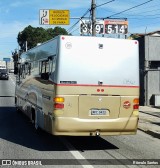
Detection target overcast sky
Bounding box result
[0,0,159,60]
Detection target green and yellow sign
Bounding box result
[40,10,70,25]
[49,10,70,25]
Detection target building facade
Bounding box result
[136,31,160,106]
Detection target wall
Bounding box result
[139,35,160,106]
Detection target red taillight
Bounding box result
[54,97,64,109]
[133,104,139,110]
[133,98,139,110]
[54,103,64,109]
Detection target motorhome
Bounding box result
[15,35,139,136]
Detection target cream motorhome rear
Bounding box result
[15,35,139,136]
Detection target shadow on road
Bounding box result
[65,136,118,151]
[0,106,118,151]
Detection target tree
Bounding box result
[129,33,143,40]
[17,25,69,51]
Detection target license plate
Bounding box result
[90,109,109,116]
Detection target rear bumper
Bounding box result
[52,117,138,136]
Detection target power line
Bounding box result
[98,6,160,18]
[126,2,160,13]
[127,16,160,20]
[67,0,115,34]
[104,0,154,18]
[96,0,115,8]
[70,27,80,34]
[67,9,90,33]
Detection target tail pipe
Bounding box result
[95,130,100,136]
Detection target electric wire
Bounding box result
[96,0,115,8]
[67,0,115,34]
[67,9,90,34]
[104,0,154,18]
[67,0,156,33]
[96,0,159,35]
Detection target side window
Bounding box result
[39,56,56,80]
[19,64,25,79]
[39,56,55,80]
[16,63,23,84]
[51,56,56,73]
[39,58,50,80]
[24,62,31,76]
[17,62,32,83]
[42,61,49,74]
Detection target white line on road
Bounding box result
[59,137,94,168]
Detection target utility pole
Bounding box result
[91,0,96,36]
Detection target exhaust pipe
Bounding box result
[95,130,100,136]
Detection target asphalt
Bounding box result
[138,106,160,139]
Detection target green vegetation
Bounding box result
[17,25,69,51]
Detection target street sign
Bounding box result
[49,10,69,25]
[40,10,49,24]
[3,58,10,62]
[40,9,70,25]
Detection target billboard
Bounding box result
[3,58,10,62]
[80,20,104,35]
[80,19,128,35]
[105,20,128,34]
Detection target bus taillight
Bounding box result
[54,103,64,109]
[133,98,139,110]
[54,97,64,109]
[54,97,64,103]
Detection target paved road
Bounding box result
[139,107,160,137]
[0,74,160,168]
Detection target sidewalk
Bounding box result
[138,106,160,139]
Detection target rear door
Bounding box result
[79,95,120,119]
